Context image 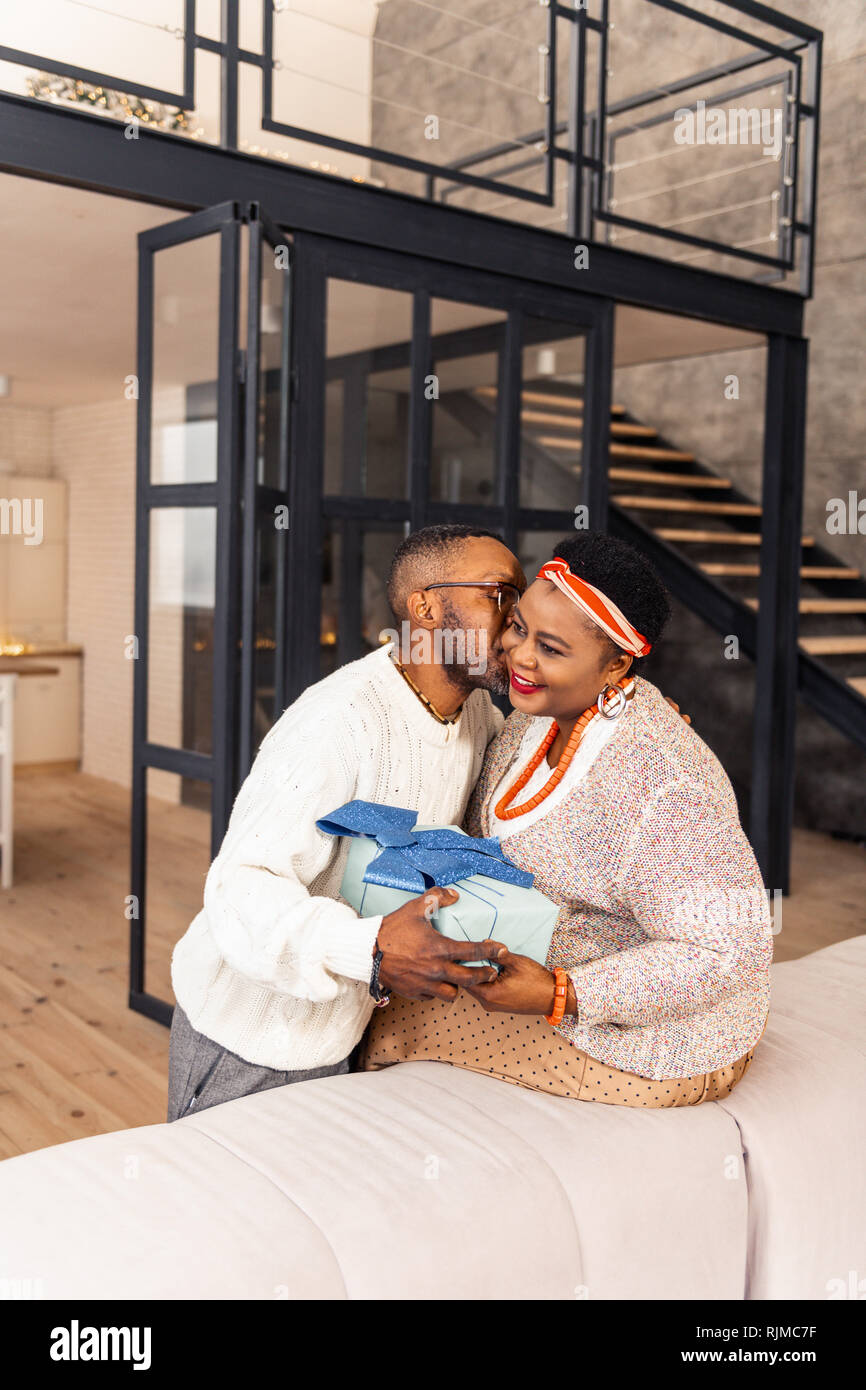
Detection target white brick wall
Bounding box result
[0,403,53,477]
[52,398,187,801]
[52,399,137,790]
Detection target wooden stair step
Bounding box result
[519,409,584,429]
[799,635,866,656]
[610,422,657,438]
[478,385,584,410]
[656,528,815,546]
[615,495,762,517]
[609,443,694,462]
[700,563,861,578]
[476,387,627,417]
[517,388,626,415]
[848,677,866,697]
[798,598,866,615]
[609,467,731,488]
[517,409,656,438]
[534,434,582,451]
[700,562,762,575]
[745,598,866,614]
[535,437,698,462]
[799,566,863,580]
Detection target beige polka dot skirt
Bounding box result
[358,991,756,1107]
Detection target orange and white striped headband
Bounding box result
[536,557,652,657]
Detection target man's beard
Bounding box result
[438,600,510,697]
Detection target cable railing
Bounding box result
[429,1,820,293]
[0,0,821,293]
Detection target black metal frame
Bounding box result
[595,0,820,292]
[0,85,806,339]
[0,0,197,109]
[1,0,821,291]
[262,0,557,209]
[239,204,293,778]
[130,198,291,1024]
[429,1,821,293]
[0,0,559,210]
[750,334,809,892]
[131,200,236,1024]
[603,68,797,275]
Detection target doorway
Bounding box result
[131,204,614,1022]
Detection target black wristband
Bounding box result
[369,947,390,1004]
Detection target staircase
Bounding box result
[465,381,866,753]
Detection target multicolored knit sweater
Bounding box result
[465,676,773,1080]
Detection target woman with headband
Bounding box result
[361,532,772,1107]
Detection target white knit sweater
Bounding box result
[170,644,503,1069]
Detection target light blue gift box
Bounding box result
[316,800,558,966]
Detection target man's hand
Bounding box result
[664,696,692,726]
[463,947,562,1015]
[376,887,507,1002]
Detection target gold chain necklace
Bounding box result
[389,655,463,725]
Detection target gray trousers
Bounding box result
[166,1003,351,1122]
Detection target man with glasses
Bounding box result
[167,524,527,1119]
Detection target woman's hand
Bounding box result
[463,948,564,1015]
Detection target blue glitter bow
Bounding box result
[316,800,534,894]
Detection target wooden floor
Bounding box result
[0,769,864,1159]
[0,771,209,1159]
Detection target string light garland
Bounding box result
[25,73,384,186]
[26,73,205,137]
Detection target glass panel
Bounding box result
[251,512,281,749]
[323,279,413,499]
[642,594,754,823]
[321,522,405,678]
[612,307,768,611]
[151,235,222,484]
[519,321,586,509]
[144,769,211,1005]
[267,1,547,197]
[0,16,218,150]
[603,0,799,284]
[256,238,291,488]
[429,299,506,505]
[1,1,187,95]
[516,528,574,589]
[147,507,216,754]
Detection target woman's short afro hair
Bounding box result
[546,531,671,671]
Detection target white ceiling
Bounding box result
[0,172,762,410]
[0,176,178,407]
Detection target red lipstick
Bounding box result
[510,670,547,695]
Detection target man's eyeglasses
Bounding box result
[423,581,522,615]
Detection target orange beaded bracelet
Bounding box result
[545,968,569,1026]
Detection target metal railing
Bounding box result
[0,0,822,293]
[430,0,821,294]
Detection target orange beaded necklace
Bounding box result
[493,677,632,821]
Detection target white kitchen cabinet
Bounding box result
[12,654,82,766]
